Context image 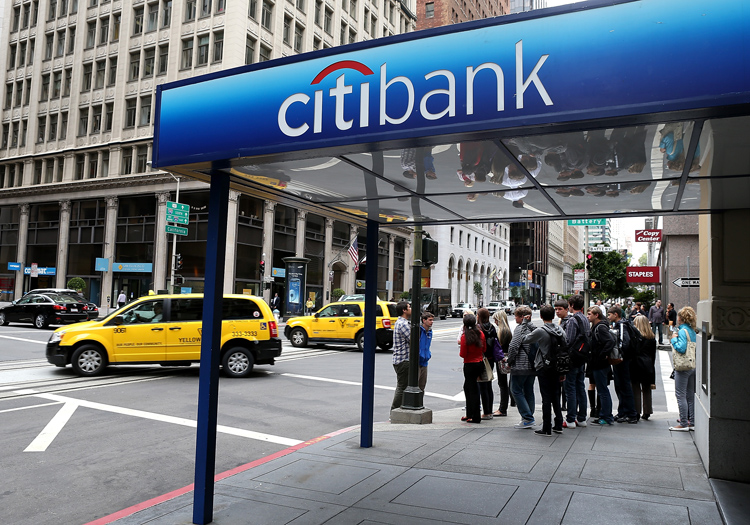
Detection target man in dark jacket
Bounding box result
[607,306,638,423]
[563,295,591,429]
[587,306,615,424]
[648,299,666,344]
[523,305,567,436]
[508,306,537,429]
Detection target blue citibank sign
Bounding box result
[154,0,750,168]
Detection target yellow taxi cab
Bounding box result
[46,293,281,378]
[284,299,397,350]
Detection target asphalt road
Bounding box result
[0,317,478,525]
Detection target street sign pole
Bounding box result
[170,177,180,289]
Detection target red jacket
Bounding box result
[460,331,485,363]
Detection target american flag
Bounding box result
[348,238,359,271]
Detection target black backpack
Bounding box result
[534,330,569,374]
[569,315,592,365]
[621,319,643,360]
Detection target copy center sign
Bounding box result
[626,266,660,283]
[635,229,662,242]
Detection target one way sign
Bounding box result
[673,277,699,288]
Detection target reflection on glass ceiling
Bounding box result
[201,117,749,225]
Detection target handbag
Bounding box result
[672,330,696,371]
[478,357,494,382]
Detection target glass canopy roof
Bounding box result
[186,116,749,225]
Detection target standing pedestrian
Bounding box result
[459,313,485,424]
[648,299,666,345]
[418,311,434,406]
[391,301,411,411]
[554,299,571,412]
[563,294,591,429]
[631,315,657,420]
[587,306,615,425]
[491,310,513,417]
[270,292,281,311]
[666,302,677,331]
[508,306,537,429]
[607,306,639,423]
[670,306,697,431]
[117,290,127,308]
[477,308,498,420]
[522,305,567,436]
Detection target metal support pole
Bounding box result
[170,175,180,290]
[402,226,423,409]
[584,225,589,306]
[360,219,379,447]
[192,173,229,525]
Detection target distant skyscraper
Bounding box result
[510,0,547,14]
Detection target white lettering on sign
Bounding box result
[628,271,654,278]
[277,41,552,138]
[635,229,662,242]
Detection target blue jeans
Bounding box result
[612,361,637,418]
[565,364,588,423]
[651,322,663,344]
[510,374,536,421]
[674,368,696,427]
[591,367,614,422]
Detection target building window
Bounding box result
[181,38,193,68]
[101,151,109,177]
[200,0,211,17]
[112,13,121,41]
[314,0,322,26]
[19,41,27,67]
[37,116,47,143]
[59,112,68,140]
[147,3,158,31]
[22,4,31,28]
[197,34,209,65]
[40,73,50,100]
[158,45,169,74]
[104,103,114,131]
[52,71,62,98]
[4,85,12,110]
[121,149,132,174]
[86,21,96,48]
[324,7,332,34]
[136,146,148,172]
[261,1,273,30]
[95,60,106,88]
[99,17,109,44]
[143,48,155,77]
[185,0,196,21]
[75,154,85,179]
[450,227,454,243]
[56,30,65,56]
[133,6,144,35]
[88,155,98,178]
[161,0,172,27]
[248,0,257,18]
[47,0,56,21]
[45,33,54,60]
[107,57,118,85]
[125,98,136,127]
[350,0,357,20]
[213,31,223,62]
[129,52,140,80]
[425,1,433,18]
[294,24,303,53]
[283,16,292,45]
[78,107,88,136]
[81,63,92,91]
[91,105,102,133]
[216,0,225,13]
[259,44,271,62]
[245,36,255,65]
[139,96,151,126]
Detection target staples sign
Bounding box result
[626,266,660,283]
[635,229,662,242]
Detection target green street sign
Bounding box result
[166,225,188,236]
[166,201,190,224]
[568,218,607,226]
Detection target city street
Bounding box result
[0,314,677,524]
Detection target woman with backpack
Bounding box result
[459,313,486,424]
[491,310,513,417]
[631,316,657,421]
[586,306,615,425]
[477,308,499,420]
[670,306,697,432]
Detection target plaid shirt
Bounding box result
[392,316,411,365]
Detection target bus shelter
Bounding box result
[152,0,750,522]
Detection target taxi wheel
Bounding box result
[0,312,8,325]
[34,314,49,329]
[289,328,308,348]
[378,342,392,352]
[222,347,255,378]
[71,345,108,377]
[356,331,365,351]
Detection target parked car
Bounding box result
[46,293,281,377]
[0,293,89,328]
[486,301,503,315]
[451,302,475,318]
[284,300,396,351]
[24,288,99,320]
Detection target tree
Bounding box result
[67,277,86,292]
[638,253,648,266]
[589,250,633,298]
[572,262,584,270]
[473,281,483,298]
[632,288,655,309]
[331,288,345,301]
[399,291,411,300]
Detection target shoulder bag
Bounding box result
[478,357,494,382]
[672,330,696,371]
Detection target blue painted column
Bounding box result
[192,172,230,524]
[360,218,379,447]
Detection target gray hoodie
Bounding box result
[522,323,568,372]
[508,319,537,375]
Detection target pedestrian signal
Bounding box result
[588,279,601,290]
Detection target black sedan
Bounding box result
[0,293,89,328]
[24,288,99,320]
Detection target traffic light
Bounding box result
[586,253,593,271]
[259,259,265,275]
[175,253,183,270]
[588,279,601,291]
[174,275,184,286]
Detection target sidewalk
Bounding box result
[96,406,742,525]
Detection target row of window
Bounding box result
[450,226,508,260]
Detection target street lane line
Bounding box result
[281,372,461,401]
[25,401,78,452]
[0,334,47,344]
[0,401,62,414]
[16,390,302,447]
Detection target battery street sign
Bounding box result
[673,277,699,287]
[166,201,190,225]
[166,225,189,236]
[568,219,606,226]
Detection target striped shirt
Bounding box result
[392,316,411,365]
